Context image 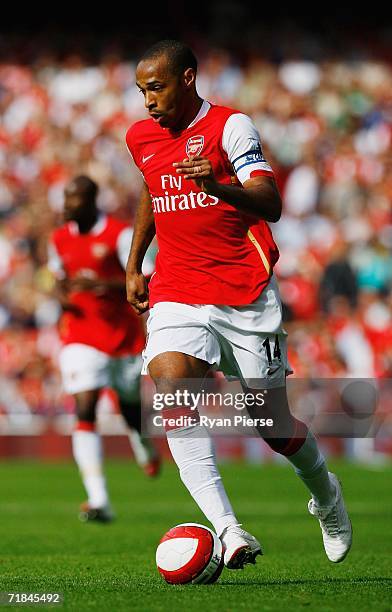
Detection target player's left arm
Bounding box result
[67,276,125,293]
[187,172,281,222]
[173,113,282,222]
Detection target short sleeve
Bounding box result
[125,125,136,162]
[222,113,274,185]
[126,125,145,179]
[116,226,156,275]
[116,227,133,269]
[47,240,65,279]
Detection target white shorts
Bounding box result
[142,276,291,388]
[59,343,142,402]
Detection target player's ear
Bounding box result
[183,67,196,89]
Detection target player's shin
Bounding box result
[261,415,335,507]
[248,387,335,507]
[128,429,156,465]
[284,427,335,507]
[72,421,110,509]
[119,400,160,475]
[164,408,239,537]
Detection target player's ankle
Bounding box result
[220,522,242,537]
[313,479,337,508]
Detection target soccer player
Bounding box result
[48,175,160,523]
[125,41,352,568]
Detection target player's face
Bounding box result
[63,183,88,222]
[136,56,194,130]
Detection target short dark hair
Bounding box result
[139,39,197,76]
[72,175,98,202]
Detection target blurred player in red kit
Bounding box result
[48,175,160,522]
[125,40,352,568]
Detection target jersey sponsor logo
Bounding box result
[152,190,219,214]
[142,153,155,164]
[151,173,219,214]
[186,135,204,158]
[91,243,109,258]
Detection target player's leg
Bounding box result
[72,389,113,521]
[59,344,113,522]
[112,354,161,477]
[148,351,262,569]
[244,383,335,504]
[119,400,161,477]
[225,324,352,562]
[211,277,352,562]
[245,383,352,562]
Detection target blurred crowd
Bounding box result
[0,34,391,441]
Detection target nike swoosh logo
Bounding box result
[142,153,155,164]
[267,365,281,376]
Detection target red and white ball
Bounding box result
[156,523,224,585]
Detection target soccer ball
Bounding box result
[156,522,224,585]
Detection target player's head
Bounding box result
[136,40,199,130]
[63,175,98,222]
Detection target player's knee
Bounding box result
[263,418,309,456]
[149,352,210,384]
[75,405,96,423]
[244,387,309,455]
[119,401,141,431]
[245,386,306,449]
[74,390,99,423]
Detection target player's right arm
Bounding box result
[47,240,83,314]
[125,182,156,315]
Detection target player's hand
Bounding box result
[126,271,149,315]
[56,279,84,315]
[173,156,216,192]
[67,276,107,295]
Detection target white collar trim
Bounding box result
[68,213,107,236]
[187,100,211,129]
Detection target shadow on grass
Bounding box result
[220,576,392,587]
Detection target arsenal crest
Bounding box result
[91,243,109,258]
[186,135,204,158]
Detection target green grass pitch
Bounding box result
[0,458,391,611]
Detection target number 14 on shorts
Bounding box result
[262,335,282,376]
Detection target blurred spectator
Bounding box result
[319,238,358,312]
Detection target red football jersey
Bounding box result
[126,102,279,307]
[49,215,145,356]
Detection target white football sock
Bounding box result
[72,430,109,509]
[128,429,157,467]
[167,424,239,536]
[286,430,335,507]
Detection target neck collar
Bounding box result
[68,213,107,236]
[187,100,211,129]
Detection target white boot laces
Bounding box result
[311,501,339,537]
[321,506,339,537]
